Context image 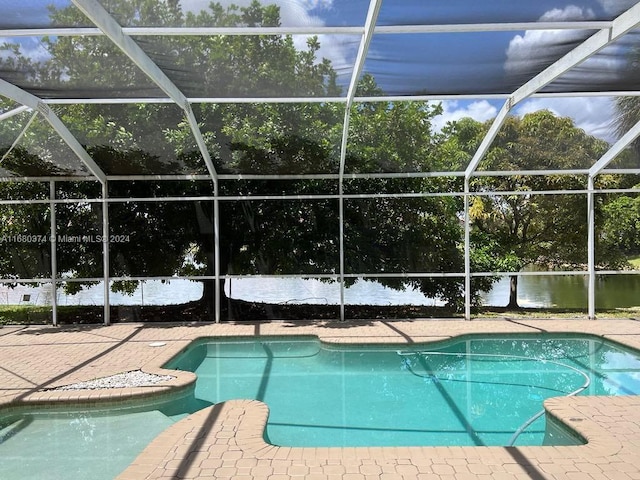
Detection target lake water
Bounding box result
[1,273,639,309]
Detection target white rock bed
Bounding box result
[52,370,175,390]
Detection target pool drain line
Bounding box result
[396,350,591,446]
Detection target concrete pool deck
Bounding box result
[1,318,640,480]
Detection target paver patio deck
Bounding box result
[1,318,640,480]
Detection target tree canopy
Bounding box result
[465,111,627,307]
[0,1,478,314]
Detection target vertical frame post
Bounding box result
[102,181,110,325]
[214,180,221,323]
[339,180,345,322]
[49,181,58,326]
[587,175,596,320]
[464,179,471,320]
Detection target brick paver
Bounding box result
[1,319,640,479]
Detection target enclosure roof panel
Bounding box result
[132,34,359,98]
[0,34,167,99]
[1,1,638,100]
[2,0,634,30]
[54,103,208,175]
[544,30,640,93]
[376,0,637,25]
[0,0,93,29]
[100,0,371,28]
[2,113,92,176]
[0,0,639,179]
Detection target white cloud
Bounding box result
[504,6,596,76]
[597,0,638,15]
[503,4,632,144]
[433,97,618,144]
[514,97,617,143]
[431,100,498,132]
[539,5,596,21]
[504,5,627,86]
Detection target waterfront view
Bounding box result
[2,273,639,310]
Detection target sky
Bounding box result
[2,0,639,144]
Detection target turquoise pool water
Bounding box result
[2,334,640,479]
[166,334,640,447]
[0,391,210,480]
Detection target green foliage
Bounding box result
[1,0,472,308]
[0,305,53,325]
[601,194,640,257]
[348,96,444,172]
[0,181,51,278]
[444,110,626,307]
[468,111,609,270]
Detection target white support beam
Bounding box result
[587,176,596,320]
[0,111,38,165]
[0,105,30,121]
[336,0,384,177]
[337,0,383,321]
[102,181,110,325]
[464,178,471,320]
[72,0,218,182]
[343,0,383,109]
[50,181,58,327]
[0,78,107,183]
[374,21,613,34]
[465,101,510,178]
[590,119,640,176]
[26,90,640,107]
[466,2,640,179]
[0,20,613,38]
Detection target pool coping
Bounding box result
[2,318,640,479]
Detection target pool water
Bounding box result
[167,335,640,447]
[1,409,172,480]
[0,392,210,480]
[2,334,640,479]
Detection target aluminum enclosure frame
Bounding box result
[1,0,640,323]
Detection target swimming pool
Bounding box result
[0,390,210,480]
[166,334,640,447]
[2,333,640,479]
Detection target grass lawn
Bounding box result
[0,305,92,325]
[0,305,52,324]
[1,302,638,326]
[629,255,640,269]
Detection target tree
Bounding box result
[599,192,640,261]
[466,111,610,308]
[341,80,498,308]
[610,77,640,266]
[0,1,483,316]
[0,180,51,279]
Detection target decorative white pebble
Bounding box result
[52,370,174,390]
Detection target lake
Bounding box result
[1,273,639,309]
